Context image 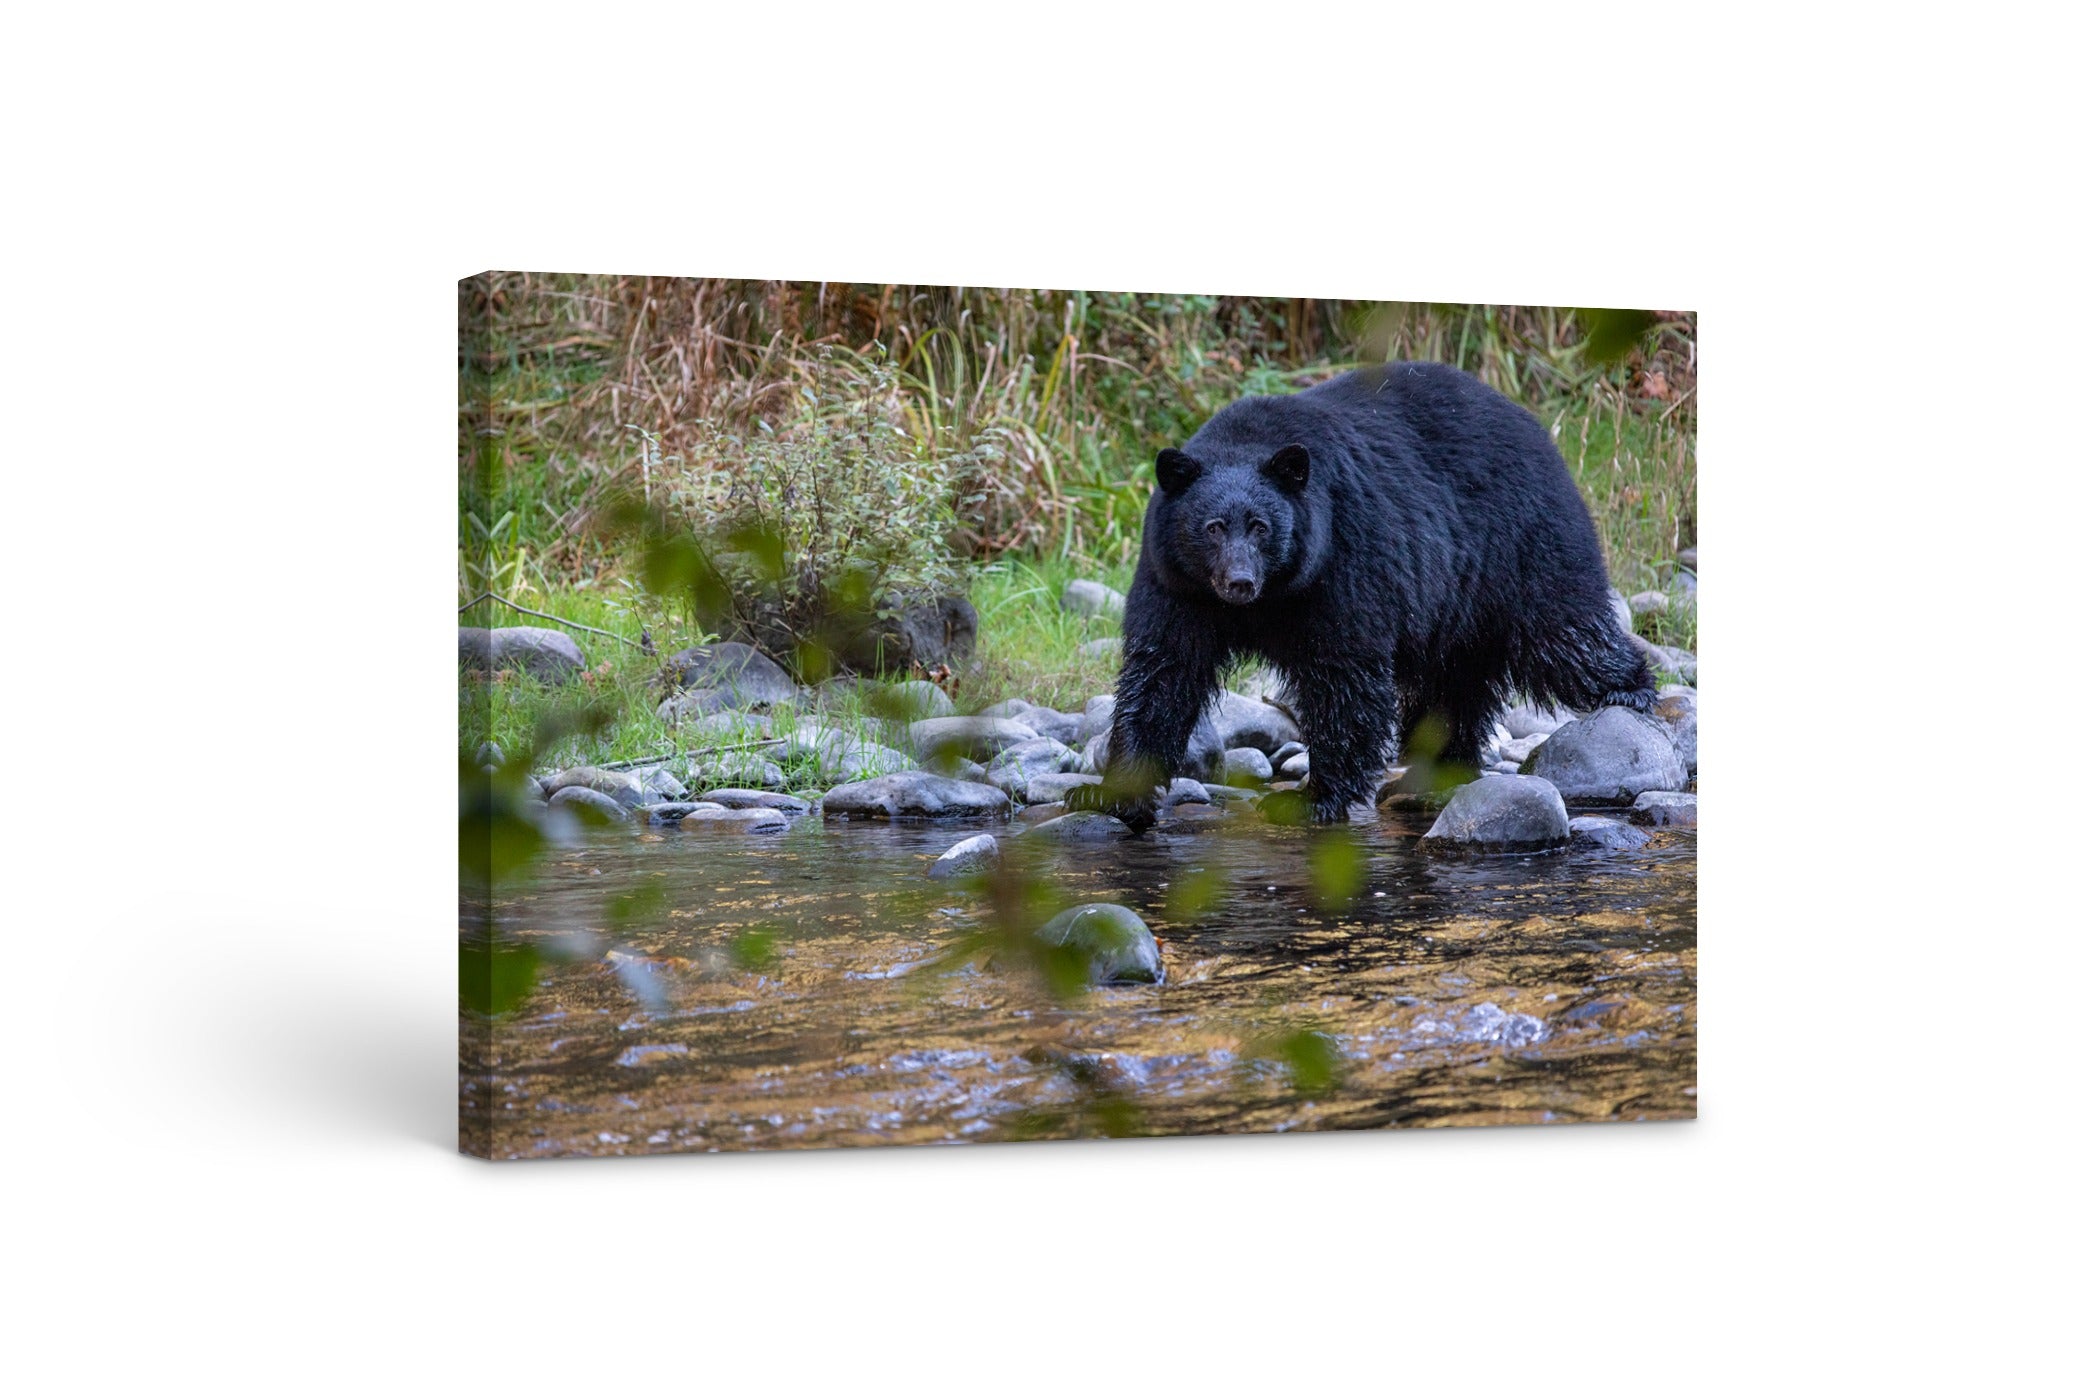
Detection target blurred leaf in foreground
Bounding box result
[460,939,539,1017]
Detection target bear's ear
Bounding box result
[1155,448,1202,493]
[1262,443,1310,492]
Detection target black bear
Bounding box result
[1075,361,1653,829]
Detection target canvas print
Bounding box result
[459,277,1697,1159]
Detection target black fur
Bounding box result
[1077,361,1653,829]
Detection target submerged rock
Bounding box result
[1019,812,1136,842]
[1219,747,1274,784]
[459,626,587,684]
[1522,707,1687,805]
[680,805,791,833]
[641,801,718,824]
[697,789,810,815]
[928,833,1000,879]
[547,786,631,822]
[820,773,1011,820]
[1418,775,1571,853]
[1033,903,1163,984]
[1629,791,1698,827]
[1568,816,1650,851]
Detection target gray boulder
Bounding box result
[1205,691,1300,754]
[820,773,1012,820]
[1060,580,1126,620]
[547,786,631,822]
[985,738,1083,797]
[664,641,797,709]
[459,626,587,684]
[697,789,810,815]
[928,833,1000,879]
[1568,816,1650,851]
[1033,903,1163,984]
[1164,777,1211,807]
[907,715,1041,765]
[1077,694,1119,745]
[1278,752,1311,779]
[1502,703,1580,740]
[1629,590,1670,617]
[1522,707,1687,805]
[828,594,979,675]
[541,765,654,809]
[1499,731,1551,765]
[687,754,789,790]
[1219,747,1274,784]
[1650,691,1697,775]
[680,805,791,834]
[979,699,1083,747]
[1418,775,1571,853]
[1630,791,1698,827]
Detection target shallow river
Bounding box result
[460,802,1695,1158]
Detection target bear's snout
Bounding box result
[1215,571,1261,604]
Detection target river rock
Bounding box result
[459,626,587,684]
[1502,703,1580,740]
[697,789,810,815]
[928,833,1000,879]
[979,699,1082,746]
[1077,694,1118,745]
[642,801,718,824]
[1418,775,1571,853]
[1164,777,1210,806]
[1568,816,1649,851]
[1033,903,1163,984]
[1630,791,1698,827]
[542,765,654,809]
[547,786,631,822]
[1220,747,1273,784]
[1030,773,1101,805]
[626,763,689,801]
[1632,635,1698,685]
[1629,590,1670,617]
[1499,731,1551,765]
[1271,741,1307,764]
[663,641,797,713]
[1060,580,1126,620]
[820,773,1011,820]
[782,721,914,782]
[680,805,791,833]
[687,754,789,790]
[826,593,979,675]
[907,715,1040,765]
[1020,811,1135,842]
[1205,691,1300,754]
[1522,707,1687,805]
[1279,752,1310,778]
[984,738,1082,796]
[1650,691,1698,775]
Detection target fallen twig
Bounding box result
[458,592,653,652]
[599,738,787,771]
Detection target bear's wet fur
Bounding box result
[1077,361,1654,829]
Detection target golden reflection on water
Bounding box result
[461,808,1695,1157]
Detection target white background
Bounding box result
[3,4,2090,1395]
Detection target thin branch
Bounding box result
[598,737,787,771]
[458,592,653,652]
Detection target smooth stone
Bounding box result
[1502,703,1580,740]
[928,833,999,879]
[1492,760,1521,774]
[664,641,797,706]
[978,699,1083,747]
[1032,903,1163,984]
[1629,791,1698,827]
[1568,816,1650,851]
[1522,706,1688,805]
[907,715,1041,764]
[625,763,689,801]
[641,801,719,824]
[459,626,587,684]
[680,806,791,833]
[1609,590,1634,634]
[1499,732,1551,765]
[1076,694,1118,745]
[1079,637,1122,661]
[1629,590,1670,617]
[1019,812,1136,842]
[1650,691,1698,775]
[782,721,915,782]
[820,773,1012,820]
[1059,579,1127,620]
[547,786,632,822]
[1278,752,1310,778]
[1632,634,1698,685]
[1029,773,1101,805]
[1164,777,1210,806]
[1220,747,1274,783]
[1205,691,1300,754]
[1271,741,1307,764]
[542,765,654,809]
[985,738,1083,796]
[696,789,810,814]
[1418,775,1571,853]
[687,754,790,790]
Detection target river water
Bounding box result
[460,802,1695,1157]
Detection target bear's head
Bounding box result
[1151,443,1309,605]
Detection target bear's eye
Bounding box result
[1248,519,1269,538]
[1205,520,1226,539]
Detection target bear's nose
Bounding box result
[1220,575,1258,603]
